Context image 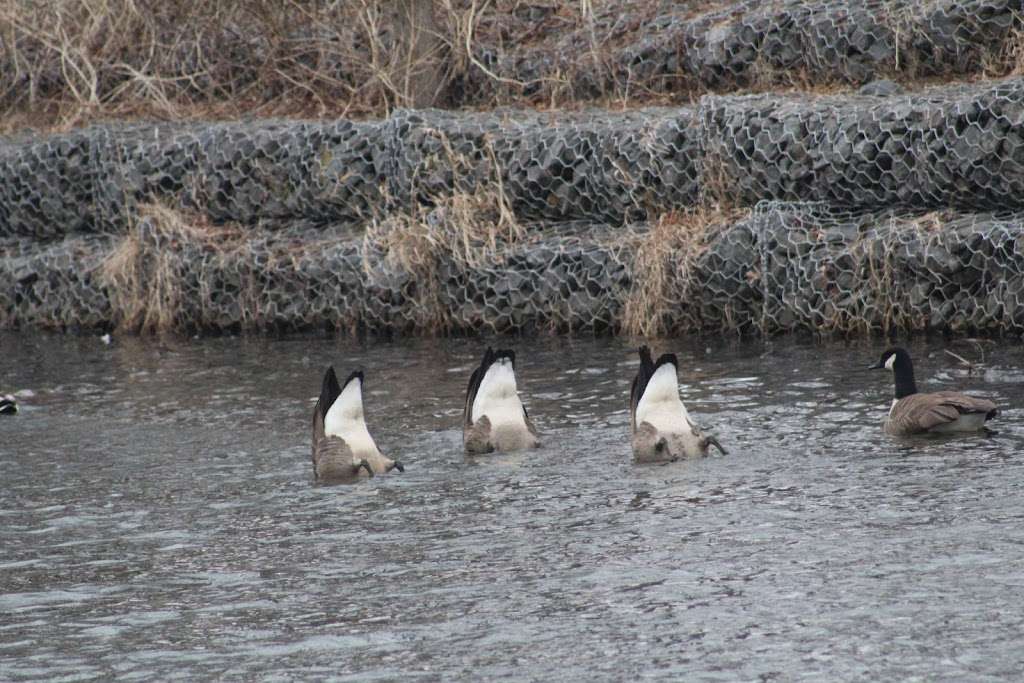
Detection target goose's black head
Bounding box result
[868,347,917,398]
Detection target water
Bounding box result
[2,332,1024,681]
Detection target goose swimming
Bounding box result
[629,346,726,462]
[463,347,540,454]
[311,366,403,483]
[868,347,998,436]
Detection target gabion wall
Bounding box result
[3,205,1023,336]
[0,222,632,333]
[468,0,1021,101]
[697,203,1024,334]
[2,76,1024,336]
[0,121,383,238]
[5,77,1024,239]
[700,80,1024,211]
[377,108,701,225]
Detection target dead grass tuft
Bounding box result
[815,211,950,336]
[622,204,743,337]
[985,21,1024,77]
[0,0,458,131]
[2,0,1019,133]
[99,203,245,334]
[362,128,524,333]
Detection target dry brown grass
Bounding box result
[622,204,744,337]
[3,0,1020,134]
[361,127,524,333]
[99,202,246,334]
[809,211,949,336]
[0,0,466,132]
[0,0,633,132]
[985,21,1024,77]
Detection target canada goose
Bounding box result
[629,346,726,462]
[311,366,403,483]
[463,347,539,454]
[868,347,999,436]
[0,394,16,415]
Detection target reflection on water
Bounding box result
[2,332,1023,680]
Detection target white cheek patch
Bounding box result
[884,354,896,370]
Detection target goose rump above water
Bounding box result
[311,366,403,483]
[629,346,725,462]
[463,347,540,454]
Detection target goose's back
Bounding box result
[631,420,707,462]
[886,391,998,435]
[312,403,363,481]
[464,414,540,454]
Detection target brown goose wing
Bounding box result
[929,391,998,417]
[312,401,356,478]
[312,401,326,467]
[314,434,357,478]
[464,348,494,427]
[464,414,493,454]
[893,392,997,433]
[629,346,656,432]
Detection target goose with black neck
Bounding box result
[868,347,999,436]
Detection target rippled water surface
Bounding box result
[2,332,1024,681]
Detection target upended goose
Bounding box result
[463,347,540,454]
[311,366,403,483]
[629,346,726,462]
[869,347,998,436]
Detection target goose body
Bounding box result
[463,347,539,454]
[869,348,998,436]
[311,367,403,483]
[629,346,725,462]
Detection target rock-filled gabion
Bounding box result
[468,0,1021,101]
[4,78,1024,241]
[0,233,114,329]
[3,69,1024,335]
[0,120,383,238]
[751,203,1024,334]
[700,79,1024,211]
[0,220,633,334]
[377,108,701,225]
[3,204,1023,336]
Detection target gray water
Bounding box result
[1,332,1023,682]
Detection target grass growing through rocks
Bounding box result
[760,209,948,337]
[5,0,1022,134]
[99,203,247,334]
[622,204,745,337]
[362,129,525,334]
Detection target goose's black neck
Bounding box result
[892,352,918,399]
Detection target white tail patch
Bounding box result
[471,357,527,428]
[930,412,989,433]
[324,377,378,454]
[635,362,692,431]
